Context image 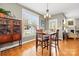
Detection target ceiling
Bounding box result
[19,3,79,18]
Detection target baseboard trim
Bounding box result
[0,39,35,51]
[22,39,35,44]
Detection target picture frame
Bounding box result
[68,20,74,26]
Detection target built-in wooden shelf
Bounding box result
[0,17,22,46]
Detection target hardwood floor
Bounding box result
[0,39,79,56]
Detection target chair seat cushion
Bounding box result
[43,35,49,39]
[38,35,49,41]
[51,35,56,39]
[51,35,56,41]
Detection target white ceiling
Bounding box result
[20,3,79,18]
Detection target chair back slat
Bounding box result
[36,29,43,40]
[50,29,59,41]
[56,29,59,40]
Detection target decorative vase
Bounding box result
[0,13,6,17]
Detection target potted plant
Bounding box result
[0,8,11,17]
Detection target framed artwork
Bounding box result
[68,21,74,26]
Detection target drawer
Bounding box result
[0,34,11,44]
[12,33,21,41]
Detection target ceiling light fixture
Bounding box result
[44,3,51,19]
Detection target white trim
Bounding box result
[59,38,63,40]
[22,39,35,44]
[0,39,35,51]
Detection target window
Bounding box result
[22,9,39,37]
[49,19,57,31]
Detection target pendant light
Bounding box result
[44,3,51,19]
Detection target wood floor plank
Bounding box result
[0,39,79,56]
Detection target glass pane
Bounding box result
[22,9,39,36]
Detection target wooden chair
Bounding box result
[50,29,59,56]
[36,29,49,55]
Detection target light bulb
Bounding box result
[49,15,51,18]
[44,15,46,18]
[46,13,49,16]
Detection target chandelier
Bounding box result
[44,3,51,19]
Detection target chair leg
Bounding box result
[57,42,59,50]
[42,41,43,55]
[57,40,59,50]
[36,40,38,52]
[55,41,57,56]
[47,40,48,50]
